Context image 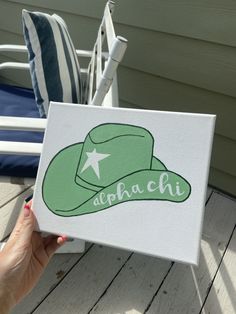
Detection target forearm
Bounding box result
[0,253,14,313]
[0,301,11,314]
[0,292,13,314]
[0,271,14,313]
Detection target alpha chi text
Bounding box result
[93,172,188,207]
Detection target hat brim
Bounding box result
[42,144,191,217]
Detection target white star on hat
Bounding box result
[80,148,110,179]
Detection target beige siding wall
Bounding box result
[0,0,236,195]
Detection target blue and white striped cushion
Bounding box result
[22,10,82,117]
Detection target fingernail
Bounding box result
[24,204,31,217]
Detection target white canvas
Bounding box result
[33,102,216,265]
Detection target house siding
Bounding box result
[0,0,236,195]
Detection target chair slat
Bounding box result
[0,141,42,155]
[104,4,116,50]
[0,44,28,53]
[0,62,29,71]
[87,49,96,105]
[0,117,46,132]
[96,30,102,89]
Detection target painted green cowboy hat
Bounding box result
[42,123,191,216]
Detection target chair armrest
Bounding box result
[91,36,127,106]
[0,117,46,132]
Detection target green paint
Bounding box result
[42,123,191,216]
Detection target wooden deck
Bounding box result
[1,184,236,314]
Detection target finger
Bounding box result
[16,204,35,248]
[45,235,67,258]
[26,199,33,207]
[57,236,68,245]
[43,234,57,247]
[10,200,33,240]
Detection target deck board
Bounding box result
[0,187,235,314]
[202,227,236,314]
[89,254,172,314]
[0,182,28,207]
[12,247,91,314]
[146,191,236,314]
[0,183,33,240]
[33,245,131,314]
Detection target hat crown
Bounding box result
[76,123,153,188]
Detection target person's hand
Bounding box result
[0,201,67,313]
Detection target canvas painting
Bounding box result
[33,102,215,265]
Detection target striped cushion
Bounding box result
[22,10,82,117]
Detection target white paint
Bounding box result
[33,103,216,265]
[81,148,110,179]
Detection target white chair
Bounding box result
[0,1,127,253]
